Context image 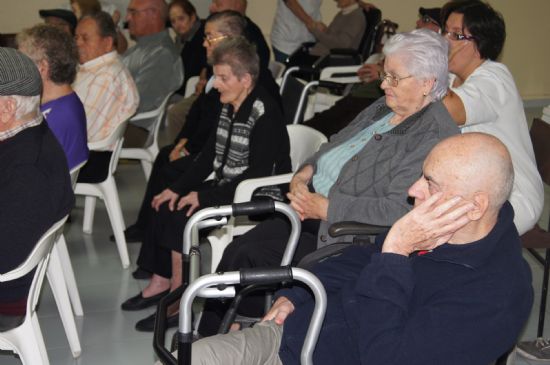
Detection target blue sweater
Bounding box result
[278,202,533,365]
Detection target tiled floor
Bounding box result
[1,105,550,364]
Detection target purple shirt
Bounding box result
[41,92,89,170]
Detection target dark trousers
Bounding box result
[198,215,320,336]
[77,151,112,183]
[135,144,195,229]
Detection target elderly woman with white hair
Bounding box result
[197,28,461,336]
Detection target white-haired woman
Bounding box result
[198,28,462,336]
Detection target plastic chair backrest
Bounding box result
[87,119,129,177]
[69,160,88,189]
[358,7,382,60]
[0,216,67,312]
[130,93,172,150]
[287,124,328,171]
[184,76,200,98]
[269,60,286,80]
[530,118,550,185]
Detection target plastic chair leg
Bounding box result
[56,234,84,316]
[82,196,97,234]
[100,179,130,268]
[140,159,153,180]
[15,315,50,365]
[47,244,82,357]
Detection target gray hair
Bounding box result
[210,37,259,85]
[383,29,449,100]
[81,11,118,48]
[16,24,79,85]
[0,95,41,120]
[206,10,246,37]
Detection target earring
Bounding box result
[423,91,428,97]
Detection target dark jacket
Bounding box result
[0,122,74,302]
[278,202,533,365]
[176,20,207,94]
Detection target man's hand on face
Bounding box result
[382,192,475,256]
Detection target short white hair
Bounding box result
[383,29,449,100]
[0,95,41,120]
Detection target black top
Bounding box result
[245,16,271,71]
[0,122,74,302]
[170,84,290,207]
[176,20,207,95]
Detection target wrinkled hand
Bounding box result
[262,296,295,325]
[382,192,475,256]
[287,189,328,221]
[151,189,180,212]
[169,138,189,162]
[176,191,200,217]
[289,165,314,195]
[357,63,382,83]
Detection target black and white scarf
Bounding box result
[212,99,265,185]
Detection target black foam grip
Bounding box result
[232,200,275,217]
[328,221,388,237]
[239,266,293,286]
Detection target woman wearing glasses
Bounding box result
[198,28,460,336]
[441,0,543,236]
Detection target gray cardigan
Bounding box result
[302,97,459,248]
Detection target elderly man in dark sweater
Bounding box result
[190,132,533,365]
[0,48,74,328]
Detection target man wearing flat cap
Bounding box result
[0,47,74,330]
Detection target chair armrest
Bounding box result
[234,173,293,204]
[130,107,160,122]
[328,221,388,237]
[87,139,110,151]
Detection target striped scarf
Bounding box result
[212,99,265,185]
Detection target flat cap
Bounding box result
[419,7,442,27]
[0,47,42,97]
[39,9,78,31]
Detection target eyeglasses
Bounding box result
[379,71,413,87]
[443,31,475,41]
[203,34,228,45]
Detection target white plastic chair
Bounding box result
[45,160,87,358]
[75,120,130,268]
[206,124,328,272]
[269,60,286,81]
[184,76,200,98]
[120,93,172,179]
[0,216,68,365]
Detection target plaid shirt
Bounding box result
[0,114,42,141]
[73,51,139,148]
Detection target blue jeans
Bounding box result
[272,47,290,64]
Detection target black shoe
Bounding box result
[135,313,178,332]
[132,267,152,280]
[110,224,144,243]
[121,290,169,311]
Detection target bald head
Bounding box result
[126,0,167,37]
[426,132,514,211]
